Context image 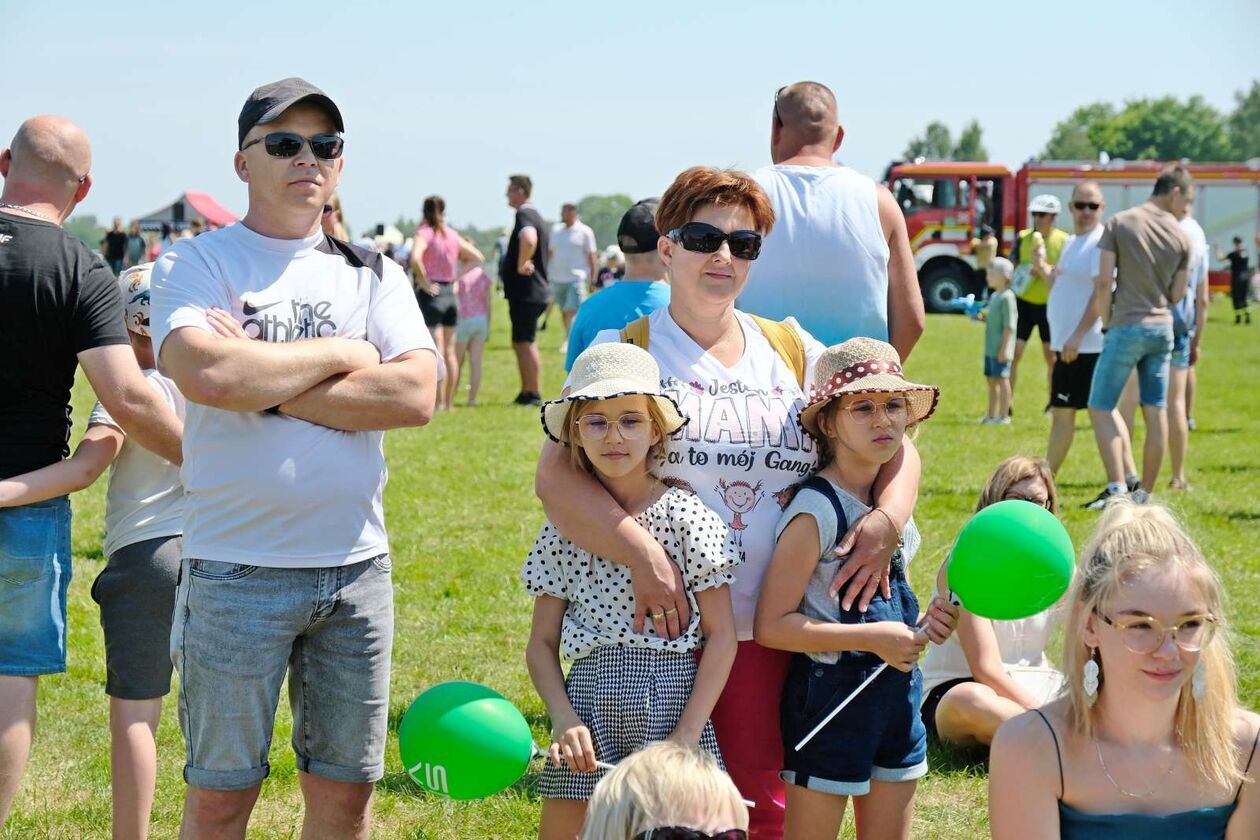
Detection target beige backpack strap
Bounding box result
[749,314,806,389]
[619,316,650,351]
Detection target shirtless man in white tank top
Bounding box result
[739,81,925,358]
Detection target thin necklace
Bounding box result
[0,202,56,223]
[1093,737,1178,799]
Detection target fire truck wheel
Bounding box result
[921,265,970,314]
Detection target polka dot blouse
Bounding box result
[521,488,742,661]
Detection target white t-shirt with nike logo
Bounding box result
[151,223,437,568]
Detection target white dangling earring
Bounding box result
[1192,659,1207,701]
[1083,649,1100,707]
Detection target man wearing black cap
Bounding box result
[151,78,440,839]
[563,198,670,371]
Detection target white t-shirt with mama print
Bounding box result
[590,308,825,639]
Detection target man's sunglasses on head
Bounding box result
[241,131,344,160]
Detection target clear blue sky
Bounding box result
[4,0,1257,233]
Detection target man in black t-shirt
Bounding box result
[101,215,128,274]
[0,115,183,823]
[502,173,550,405]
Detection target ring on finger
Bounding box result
[664,607,678,616]
[651,610,665,620]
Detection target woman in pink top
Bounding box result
[410,195,484,410]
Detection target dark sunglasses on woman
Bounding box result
[241,131,344,160]
[666,222,763,261]
[633,829,747,840]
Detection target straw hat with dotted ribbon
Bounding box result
[798,337,940,439]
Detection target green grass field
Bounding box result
[4,296,1257,839]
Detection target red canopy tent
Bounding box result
[135,191,238,231]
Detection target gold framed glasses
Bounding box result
[1094,609,1217,655]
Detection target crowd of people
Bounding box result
[0,75,1257,840]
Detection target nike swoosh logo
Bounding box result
[242,300,282,315]
[1057,393,1071,401]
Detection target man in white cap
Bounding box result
[1010,194,1068,413]
[152,77,440,838]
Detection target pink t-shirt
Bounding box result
[455,267,491,319]
[416,224,461,283]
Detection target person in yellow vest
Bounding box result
[1011,194,1068,413]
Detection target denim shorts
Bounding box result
[1087,321,1174,410]
[984,356,1012,378]
[456,313,489,343]
[171,555,394,791]
[779,574,928,796]
[0,497,71,676]
[1170,330,1193,370]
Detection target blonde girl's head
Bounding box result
[976,455,1059,515]
[581,741,749,840]
[560,396,672,476]
[1062,498,1241,790]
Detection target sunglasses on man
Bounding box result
[667,222,763,261]
[241,131,344,160]
[1072,201,1100,211]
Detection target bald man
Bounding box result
[738,81,924,359]
[0,115,183,823]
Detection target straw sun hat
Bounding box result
[798,337,940,439]
[541,343,688,444]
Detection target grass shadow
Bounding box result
[926,738,989,777]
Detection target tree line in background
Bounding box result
[64,81,1258,251]
[904,79,1259,164]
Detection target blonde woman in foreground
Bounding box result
[989,499,1258,839]
[582,741,749,840]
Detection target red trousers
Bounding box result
[708,640,792,840]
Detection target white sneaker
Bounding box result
[993,416,1011,425]
[979,416,995,425]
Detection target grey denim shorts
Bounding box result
[170,554,394,791]
[92,535,181,699]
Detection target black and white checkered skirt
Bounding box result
[538,644,724,800]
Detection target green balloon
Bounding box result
[947,499,1074,620]
[398,681,535,800]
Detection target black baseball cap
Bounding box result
[237,77,344,149]
[617,198,661,254]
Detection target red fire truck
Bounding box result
[884,159,1260,312]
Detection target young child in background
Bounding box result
[454,260,492,406]
[0,263,184,840]
[980,257,1018,425]
[754,337,958,840]
[523,343,739,840]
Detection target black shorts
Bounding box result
[919,677,974,741]
[508,299,548,343]
[418,283,458,328]
[1015,297,1050,343]
[1051,352,1100,409]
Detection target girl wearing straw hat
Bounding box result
[754,337,958,840]
[523,343,740,840]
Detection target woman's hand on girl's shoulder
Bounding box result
[550,719,599,773]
